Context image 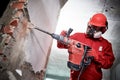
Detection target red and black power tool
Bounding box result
[33,27,93,76]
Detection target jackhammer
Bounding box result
[32,27,93,79]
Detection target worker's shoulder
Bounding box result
[101,37,112,45]
[70,32,86,39]
[70,32,85,40]
[72,32,85,36]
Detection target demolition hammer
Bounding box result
[32,27,93,79]
[34,27,73,44]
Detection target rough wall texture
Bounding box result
[0,0,67,80]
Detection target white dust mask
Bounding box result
[94,31,102,38]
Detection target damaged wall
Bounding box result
[0,0,67,80]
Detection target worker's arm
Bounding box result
[95,43,115,69]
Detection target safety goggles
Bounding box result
[88,25,104,32]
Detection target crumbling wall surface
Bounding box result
[0,0,37,80]
[0,0,67,80]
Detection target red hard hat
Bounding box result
[88,13,107,27]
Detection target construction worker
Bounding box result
[57,13,115,80]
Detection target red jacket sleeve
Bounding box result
[95,42,115,69]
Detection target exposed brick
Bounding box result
[10,19,18,27]
[11,2,25,10]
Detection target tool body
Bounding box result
[33,27,93,79]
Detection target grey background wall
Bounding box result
[46,0,120,80]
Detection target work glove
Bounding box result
[86,48,99,61]
[60,30,67,37]
[57,30,68,48]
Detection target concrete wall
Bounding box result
[27,0,67,72]
[0,0,67,80]
[27,0,60,72]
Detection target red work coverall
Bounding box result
[57,33,115,80]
